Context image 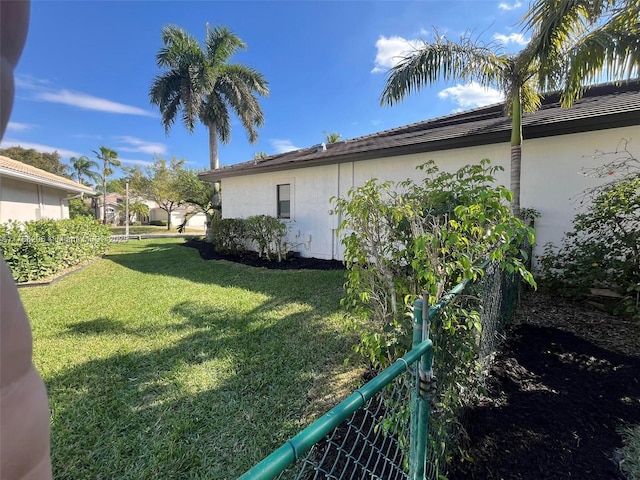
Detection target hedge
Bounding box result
[0,217,111,282]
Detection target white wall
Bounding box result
[221,126,639,263]
[0,177,70,223]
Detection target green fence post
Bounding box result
[410,296,433,480]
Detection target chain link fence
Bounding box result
[241,262,520,480]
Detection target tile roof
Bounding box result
[201,80,640,181]
[0,156,95,194]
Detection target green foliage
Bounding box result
[245,215,290,262]
[335,159,535,477]
[68,198,94,219]
[149,220,168,227]
[618,424,640,480]
[539,173,640,319]
[334,159,535,369]
[0,217,110,282]
[210,218,247,255]
[0,146,72,177]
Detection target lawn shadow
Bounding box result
[46,298,355,479]
[449,324,640,480]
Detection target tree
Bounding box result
[324,131,342,144]
[0,146,71,177]
[177,168,219,238]
[149,24,269,171]
[93,146,121,224]
[70,155,100,186]
[144,156,186,231]
[380,0,639,217]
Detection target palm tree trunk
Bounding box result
[510,91,523,218]
[208,122,219,170]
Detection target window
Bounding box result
[277,184,290,219]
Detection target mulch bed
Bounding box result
[448,289,640,480]
[181,238,344,270]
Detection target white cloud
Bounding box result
[7,122,35,132]
[371,35,422,74]
[35,89,156,117]
[118,157,155,167]
[0,139,81,159]
[115,136,167,155]
[438,82,504,109]
[270,139,300,153]
[493,32,529,46]
[498,1,522,11]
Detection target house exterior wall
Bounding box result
[0,176,70,223]
[221,125,639,264]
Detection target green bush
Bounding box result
[539,157,640,319]
[0,217,111,282]
[149,220,168,226]
[245,215,290,262]
[210,218,247,255]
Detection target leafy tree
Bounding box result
[149,24,269,171]
[70,155,100,186]
[334,159,535,367]
[324,131,342,144]
[177,168,218,241]
[68,198,94,219]
[253,151,268,160]
[144,156,186,231]
[0,146,71,177]
[380,0,640,217]
[117,200,149,225]
[92,146,121,224]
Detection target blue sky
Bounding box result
[3,0,530,175]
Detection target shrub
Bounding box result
[0,217,111,282]
[245,215,290,262]
[149,220,167,226]
[539,145,640,319]
[210,218,247,255]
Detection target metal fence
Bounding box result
[240,263,519,480]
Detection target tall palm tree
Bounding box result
[324,131,342,144]
[149,24,269,171]
[380,0,639,217]
[70,155,100,186]
[92,146,121,224]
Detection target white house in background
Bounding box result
[148,205,207,230]
[0,156,95,223]
[201,81,640,263]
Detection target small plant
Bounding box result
[210,218,247,255]
[618,424,640,480]
[245,215,290,262]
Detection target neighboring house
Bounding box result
[0,156,95,223]
[149,205,207,230]
[96,192,206,229]
[201,81,640,263]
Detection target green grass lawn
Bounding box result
[20,238,361,479]
[109,225,205,235]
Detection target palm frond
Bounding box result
[205,25,246,65]
[380,34,508,106]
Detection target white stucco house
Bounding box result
[201,81,640,263]
[0,156,95,223]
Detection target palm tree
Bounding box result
[380,0,639,217]
[70,155,100,186]
[324,131,342,144]
[149,24,269,171]
[92,146,121,224]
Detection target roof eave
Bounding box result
[0,168,96,195]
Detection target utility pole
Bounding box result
[125,180,130,238]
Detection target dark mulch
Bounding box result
[181,238,344,270]
[448,290,640,480]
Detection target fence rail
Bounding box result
[241,263,519,480]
